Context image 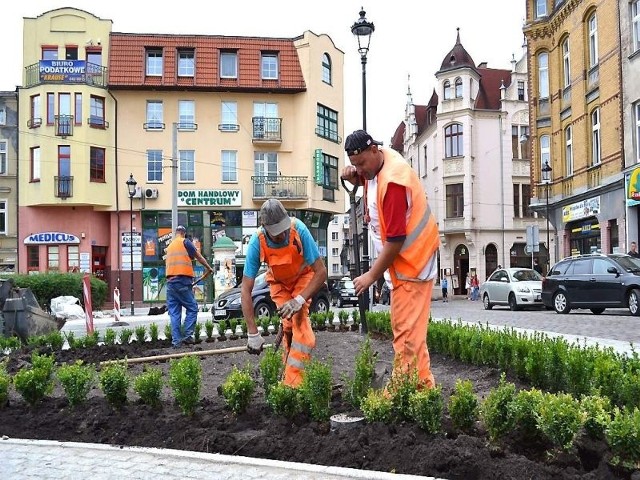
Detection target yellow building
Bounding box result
[0,91,18,272]
[524,0,624,258]
[18,8,345,306]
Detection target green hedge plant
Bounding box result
[409,386,444,434]
[169,356,201,415]
[99,362,130,408]
[448,379,479,432]
[57,360,95,406]
[133,367,163,407]
[221,366,255,415]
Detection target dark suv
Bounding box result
[331,277,359,308]
[541,253,640,315]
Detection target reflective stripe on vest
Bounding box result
[166,238,195,277]
[291,340,313,355]
[287,355,306,370]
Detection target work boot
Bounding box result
[182,336,195,345]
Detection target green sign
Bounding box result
[314,149,324,185]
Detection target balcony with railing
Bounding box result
[252,117,282,143]
[88,116,109,129]
[55,115,74,137]
[24,62,108,88]
[54,176,73,199]
[251,176,307,200]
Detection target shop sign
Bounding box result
[314,149,324,185]
[562,196,600,223]
[24,232,80,245]
[178,189,241,207]
[39,60,88,83]
[626,167,640,206]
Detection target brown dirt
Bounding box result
[0,330,627,479]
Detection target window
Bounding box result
[633,1,640,52]
[331,232,339,241]
[65,46,78,60]
[253,102,279,140]
[146,101,164,129]
[538,52,549,98]
[588,14,598,68]
[146,49,163,76]
[179,150,195,182]
[220,101,238,131]
[86,50,102,67]
[316,104,339,142]
[446,183,464,218]
[0,140,6,175]
[518,81,525,101]
[221,150,237,182]
[536,0,547,17]
[444,123,463,158]
[90,147,105,182]
[58,93,72,136]
[512,125,529,159]
[178,49,195,77]
[27,246,39,271]
[47,93,54,125]
[513,184,520,218]
[74,93,82,126]
[332,248,339,257]
[513,184,533,218]
[443,80,452,100]
[31,147,40,181]
[30,95,41,127]
[635,103,640,163]
[0,201,6,234]
[89,95,105,127]
[322,153,339,202]
[42,47,57,60]
[220,51,237,78]
[322,53,332,84]
[254,152,278,179]
[47,246,59,271]
[178,100,195,129]
[147,150,163,182]
[0,107,5,125]
[591,108,601,166]
[522,184,532,217]
[58,146,71,197]
[67,246,79,272]
[562,38,571,88]
[565,126,573,176]
[261,53,278,79]
[454,77,463,98]
[540,134,551,174]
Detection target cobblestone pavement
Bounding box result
[0,438,440,480]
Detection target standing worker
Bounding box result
[165,225,214,348]
[242,199,328,388]
[341,130,440,389]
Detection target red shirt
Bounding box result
[383,183,407,242]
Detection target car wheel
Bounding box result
[312,297,329,314]
[254,301,274,319]
[553,292,571,314]
[483,294,493,310]
[628,289,640,316]
[508,294,519,311]
[590,308,605,315]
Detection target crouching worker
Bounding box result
[242,199,328,387]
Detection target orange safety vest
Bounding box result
[259,219,312,287]
[165,237,195,277]
[368,148,440,287]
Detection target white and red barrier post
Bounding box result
[113,287,121,323]
[82,273,94,334]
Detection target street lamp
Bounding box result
[541,161,552,272]
[126,173,137,316]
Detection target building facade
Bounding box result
[392,31,545,294]
[17,8,346,305]
[524,0,625,259]
[0,91,18,273]
[326,213,350,282]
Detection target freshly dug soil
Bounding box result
[0,330,628,479]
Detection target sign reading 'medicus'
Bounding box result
[24,232,80,244]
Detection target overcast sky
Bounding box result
[2,0,527,147]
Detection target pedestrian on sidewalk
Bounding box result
[465,274,471,300]
[470,274,480,301]
[441,277,448,303]
[165,225,214,348]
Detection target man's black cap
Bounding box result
[344,130,382,156]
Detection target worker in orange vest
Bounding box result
[242,199,328,387]
[342,130,440,389]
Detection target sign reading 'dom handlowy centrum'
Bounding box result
[178,190,242,207]
[24,232,80,245]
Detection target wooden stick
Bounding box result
[100,344,273,367]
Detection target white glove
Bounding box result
[278,295,305,319]
[247,332,265,355]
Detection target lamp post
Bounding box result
[541,161,552,272]
[351,8,374,325]
[126,173,137,316]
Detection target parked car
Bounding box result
[541,253,640,315]
[212,272,330,321]
[480,267,544,311]
[331,277,359,308]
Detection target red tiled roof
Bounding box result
[475,67,512,110]
[108,33,306,92]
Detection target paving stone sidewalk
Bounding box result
[0,437,442,480]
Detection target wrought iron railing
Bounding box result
[251,175,307,199]
[252,117,282,142]
[55,115,73,137]
[54,176,73,198]
[24,62,108,88]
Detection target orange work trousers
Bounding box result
[389,279,435,389]
[270,272,316,388]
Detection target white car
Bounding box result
[480,268,544,311]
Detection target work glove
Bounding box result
[278,295,305,319]
[247,332,265,355]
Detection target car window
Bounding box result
[567,259,591,275]
[512,269,542,282]
[488,271,501,282]
[493,270,508,282]
[593,258,614,274]
[549,261,571,276]
[612,256,640,272]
